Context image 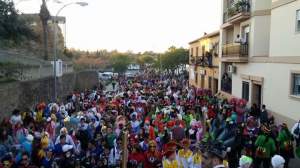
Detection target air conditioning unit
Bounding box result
[228,65,237,74]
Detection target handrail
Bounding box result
[222,43,248,57]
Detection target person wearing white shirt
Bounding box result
[108,139,122,167]
[10,109,22,126]
[291,120,300,146]
[55,127,75,150]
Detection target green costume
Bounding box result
[255,134,276,158]
[277,129,293,151]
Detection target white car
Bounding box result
[125,72,136,78]
[99,72,113,80]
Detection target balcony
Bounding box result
[223,0,251,25]
[222,43,248,63]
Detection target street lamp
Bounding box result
[53,1,88,101]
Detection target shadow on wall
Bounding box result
[0,71,99,118]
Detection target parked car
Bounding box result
[125,72,136,78]
[98,72,113,80]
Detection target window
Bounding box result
[297,10,300,32]
[292,73,300,96]
[195,72,198,84]
[202,45,205,56]
[196,47,199,56]
[242,81,249,101]
[190,48,193,56]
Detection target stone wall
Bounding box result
[0,71,99,118]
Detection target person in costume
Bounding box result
[162,142,181,168]
[191,145,202,168]
[271,155,285,168]
[178,139,193,168]
[144,140,162,168]
[128,144,145,168]
[238,155,253,168]
[253,124,276,168]
[276,123,294,168]
[242,116,259,157]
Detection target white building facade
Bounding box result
[219,0,300,126]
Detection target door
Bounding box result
[252,83,262,107]
[208,77,212,90]
[213,78,218,95]
[201,75,205,88]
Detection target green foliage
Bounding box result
[160,46,189,72]
[136,55,155,67]
[110,54,132,73]
[0,0,35,44]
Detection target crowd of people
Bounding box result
[0,71,299,168]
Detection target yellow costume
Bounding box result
[193,153,202,164]
[192,153,202,168]
[163,159,181,168]
[178,149,193,158]
[178,149,193,168]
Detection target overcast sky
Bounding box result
[15,0,221,53]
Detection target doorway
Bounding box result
[201,75,205,88]
[213,78,218,95]
[252,83,262,108]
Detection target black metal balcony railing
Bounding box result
[222,43,248,58]
[223,0,251,23]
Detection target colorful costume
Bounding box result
[144,140,162,168]
[162,142,182,168]
[178,139,193,168]
[191,152,202,168]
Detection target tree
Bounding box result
[0,0,34,44]
[39,0,51,60]
[160,46,189,74]
[136,55,155,68]
[110,54,132,74]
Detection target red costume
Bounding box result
[144,140,162,168]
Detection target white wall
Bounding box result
[269,0,300,57]
[249,16,271,57]
[231,62,300,121]
[252,0,272,11]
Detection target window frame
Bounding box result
[242,81,250,101]
[296,9,300,33]
[290,71,300,99]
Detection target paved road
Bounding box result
[105,82,119,92]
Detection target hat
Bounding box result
[144,117,151,124]
[46,117,51,122]
[271,155,285,168]
[261,124,271,134]
[167,120,175,128]
[26,134,34,142]
[62,145,73,153]
[181,139,191,148]
[148,140,157,147]
[163,141,178,157]
[239,155,253,167]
